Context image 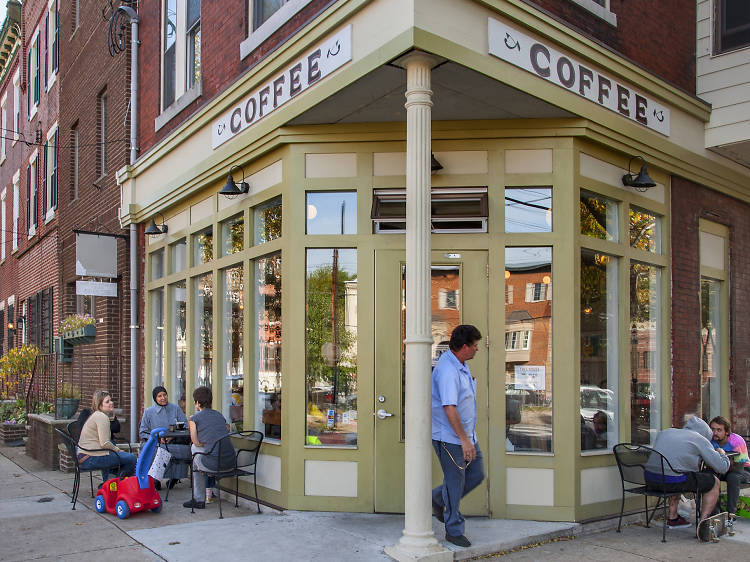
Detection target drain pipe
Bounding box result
[119,5,140,442]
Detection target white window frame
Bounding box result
[12,70,20,144]
[0,92,7,163]
[158,0,202,126]
[28,29,40,120]
[568,0,617,26]
[45,123,58,221]
[12,171,19,250]
[28,150,38,237]
[46,0,59,89]
[1,189,6,260]
[240,0,313,60]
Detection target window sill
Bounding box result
[44,208,55,224]
[155,82,202,132]
[506,451,555,456]
[581,449,613,456]
[240,0,314,60]
[29,105,38,121]
[0,155,5,166]
[27,226,36,239]
[47,73,57,91]
[568,0,617,26]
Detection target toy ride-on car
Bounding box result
[95,427,167,519]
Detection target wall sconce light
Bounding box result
[7,320,14,332]
[15,315,25,330]
[621,156,656,192]
[431,153,443,173]
[144,212,168,236]
[219,165,250,199]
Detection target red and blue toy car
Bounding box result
[95,427,167,519]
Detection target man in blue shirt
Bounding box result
[431,324,483,548]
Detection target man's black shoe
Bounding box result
[432,501,445,523]
[168,479,179,489]
[154,480,162,490]
[183,498,205,509]
[446,534,471,548]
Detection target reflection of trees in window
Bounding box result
[195,228,213,263]
[255,198,281,244]
[629,208,657,252]
[580,194,609,239]
[222,216,244,255]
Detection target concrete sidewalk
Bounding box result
[2,443,750,561]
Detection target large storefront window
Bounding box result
[580,249,619,451]
[170,280,187,409]
[629,263,661,445]
[255,253,282,440]
[222,266,244,429]
[305,248,357,446]
[701,278,722,421]
[151,288,165,388]
[194,272,213,390]
[504,247,553,453]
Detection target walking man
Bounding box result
[431,324,484,548]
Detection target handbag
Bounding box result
[147,446,174,480]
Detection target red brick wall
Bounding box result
[671,176,750,435]
[526,0,696,93]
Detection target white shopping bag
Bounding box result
[148,446,173,480]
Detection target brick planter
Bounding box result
[0,422,27,443]
[26,414,70,470]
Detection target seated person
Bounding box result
[709,415,750,519]
[592,410,608,449]
[183,386,235,509]
[78,390,137,483]
[139,385,191,489]
[646,416,730,528]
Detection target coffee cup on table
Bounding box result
[169,424,175,431]
[175,421,185,430]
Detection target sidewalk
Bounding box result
[2,443,749,561]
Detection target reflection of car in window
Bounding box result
[580,385,614,422]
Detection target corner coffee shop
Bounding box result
[117,0,750,525]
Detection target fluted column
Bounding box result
[385,51,450,562]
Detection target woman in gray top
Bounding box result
[183,386,235,509]
[139,386,191,486]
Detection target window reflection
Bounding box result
[305,248,358,446]
[193,227,213,264]
[221,214,244,256]
[580,249,619,451]
[580,191,618,241]
[151,249,164,280]
[504,247,553,453]
[254,197,281,244]
[306,192,357,235]
[630,206,660,253]
[505,188,552,233]
[630,263,661,445]
[151,288,165,388]
[170,238,186,274]
[170,280,187,411]
[222,266,244,430]
[700,278,722,421]
[194,272,213,390]
[256,253,282,440]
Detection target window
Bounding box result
[222,266,244,429]
[715,0,750,53]
[305,248,358,446]
[194,272,213,390]
[255,253,282,440]
[98,91,107,176]
[7,303,13,349]
[438,288,459,310]
[1,94,6,161]
[27,31,40,117]
[150,248,165,280]
[71,124,78,201]
[170,281,187,408]
[47,0,59,83]
[526,282,550,302]
[12,178,18,250]
[193,226,213,264]
[42,126,58,219]
[505,246,553,453]
[151,288,165,388]
[27,152,39,234]
[254,196,281,244]
[505,187,552,233]
[241,0,313,59]
[170,238,187,273]
[371,187,488,233]
[0,308,4,355]
[1,190,5,260]
[27,288,53,353]
[74,0,80,31]
[13,70,20,142]
[76,293,95,316]
[630,207,660,253]
[161,0,201,111]
[568,0,617,26]
[580,190,618,241]
[306,192,356,235]
[220,214,244,256]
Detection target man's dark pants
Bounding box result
[432,440,485,537]
[718,467,750,515]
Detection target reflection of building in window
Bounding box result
[505,284,513,305]
[438,288,459,309]
[525,282,551,302]
[505,330,531,351]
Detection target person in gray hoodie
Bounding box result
[646,416,730,527]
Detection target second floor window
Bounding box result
[98,92,107,176]
[252,0,289,30]
[28,32,40,116]
[715,0,750,53]
[162,0,201,111]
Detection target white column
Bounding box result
[385,52,450,562]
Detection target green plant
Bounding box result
[1,398,27,424]
[0,344,40,397]
[60,314,96,333]
[57,383,82,400]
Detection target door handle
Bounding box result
[376,409,393,420]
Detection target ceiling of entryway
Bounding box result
[288,61,574,125]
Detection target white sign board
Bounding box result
[514,365,545,390]
[488,18,670,136]
[76,233,118,278]
[76,280,118,297]
[212,25,352,149]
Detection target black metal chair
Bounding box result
[55,421,121,510]
[189,431,263,518]
[613,443,698,542]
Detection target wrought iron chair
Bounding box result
[55,420,121,510]
[613,443,699,542]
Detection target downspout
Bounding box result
[119,5,139,442]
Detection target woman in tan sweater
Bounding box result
[77,390,137,482]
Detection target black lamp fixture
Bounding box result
[621,155,656,192]
[219,165,250,199]
[144,212,168,236]
[431,153,443,173]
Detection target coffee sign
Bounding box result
[212,25,352,149]
[488,18,670,136]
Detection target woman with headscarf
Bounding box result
[139,385,191,488]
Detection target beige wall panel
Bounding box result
[580,466,621,505]
[700,230,725,270]
[373,152,406,176]
[190,196,214,224]
[433,151,488,175]
[305,153,357,178]
[505,149,553,174]
[506,467,554,506]
[257,453,282,492]
[579,153,665,204]
[166,210,189,235]
[304,460,358,497]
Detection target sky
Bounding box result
[0,2,6,28]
